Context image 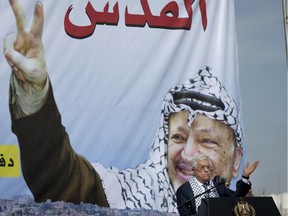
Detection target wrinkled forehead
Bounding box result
[197,159,212,167]
[162,67,243,148]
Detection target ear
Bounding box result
[232,146,243,178]
[192,167,196,175]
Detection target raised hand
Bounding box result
[242,160,259,178]
[4,0,47,93]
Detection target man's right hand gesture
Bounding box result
[243,160,259,179]
[4,0,47,93]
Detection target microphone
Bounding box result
[214,175,230,188]
[213,175,227,186]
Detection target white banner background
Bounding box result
[0,0,245,199]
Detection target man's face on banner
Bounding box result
[167,111,242,191]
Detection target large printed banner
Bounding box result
[0,0,245,213]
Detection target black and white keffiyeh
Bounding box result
[92,66,243,213]
[189,176,219,212]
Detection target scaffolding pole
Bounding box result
[283,0,288,66]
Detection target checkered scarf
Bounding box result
[189,176,219,212]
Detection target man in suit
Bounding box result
[176,154,259,215]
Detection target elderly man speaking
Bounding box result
[176,154,259,215]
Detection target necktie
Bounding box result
[203,182,210,198]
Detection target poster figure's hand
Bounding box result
[4,0,47,93]
[243,160,259,178]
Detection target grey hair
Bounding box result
[191,154,213,169]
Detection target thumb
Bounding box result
[4,32,16,52]
[245,162,249,168]
[4,49,27,82]
[4,49,26,72]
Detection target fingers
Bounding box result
[9,0,27,32]
[245,162,249,168]
[4,33,20,72]
[246,160,259,173]
[5,49,26,72]
[31,1,44,37]
[245,160,259,169]
[9,0,44,37]
[4,49,26,82]
[251,160,259,170]
[4,32,17,52]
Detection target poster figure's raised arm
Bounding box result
[4,0,109,206]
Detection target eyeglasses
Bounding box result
[196,165,213,171]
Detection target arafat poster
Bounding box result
[0,0,245,213]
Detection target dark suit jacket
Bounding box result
[176,179,251,216]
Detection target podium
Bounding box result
[197,197,281,216]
